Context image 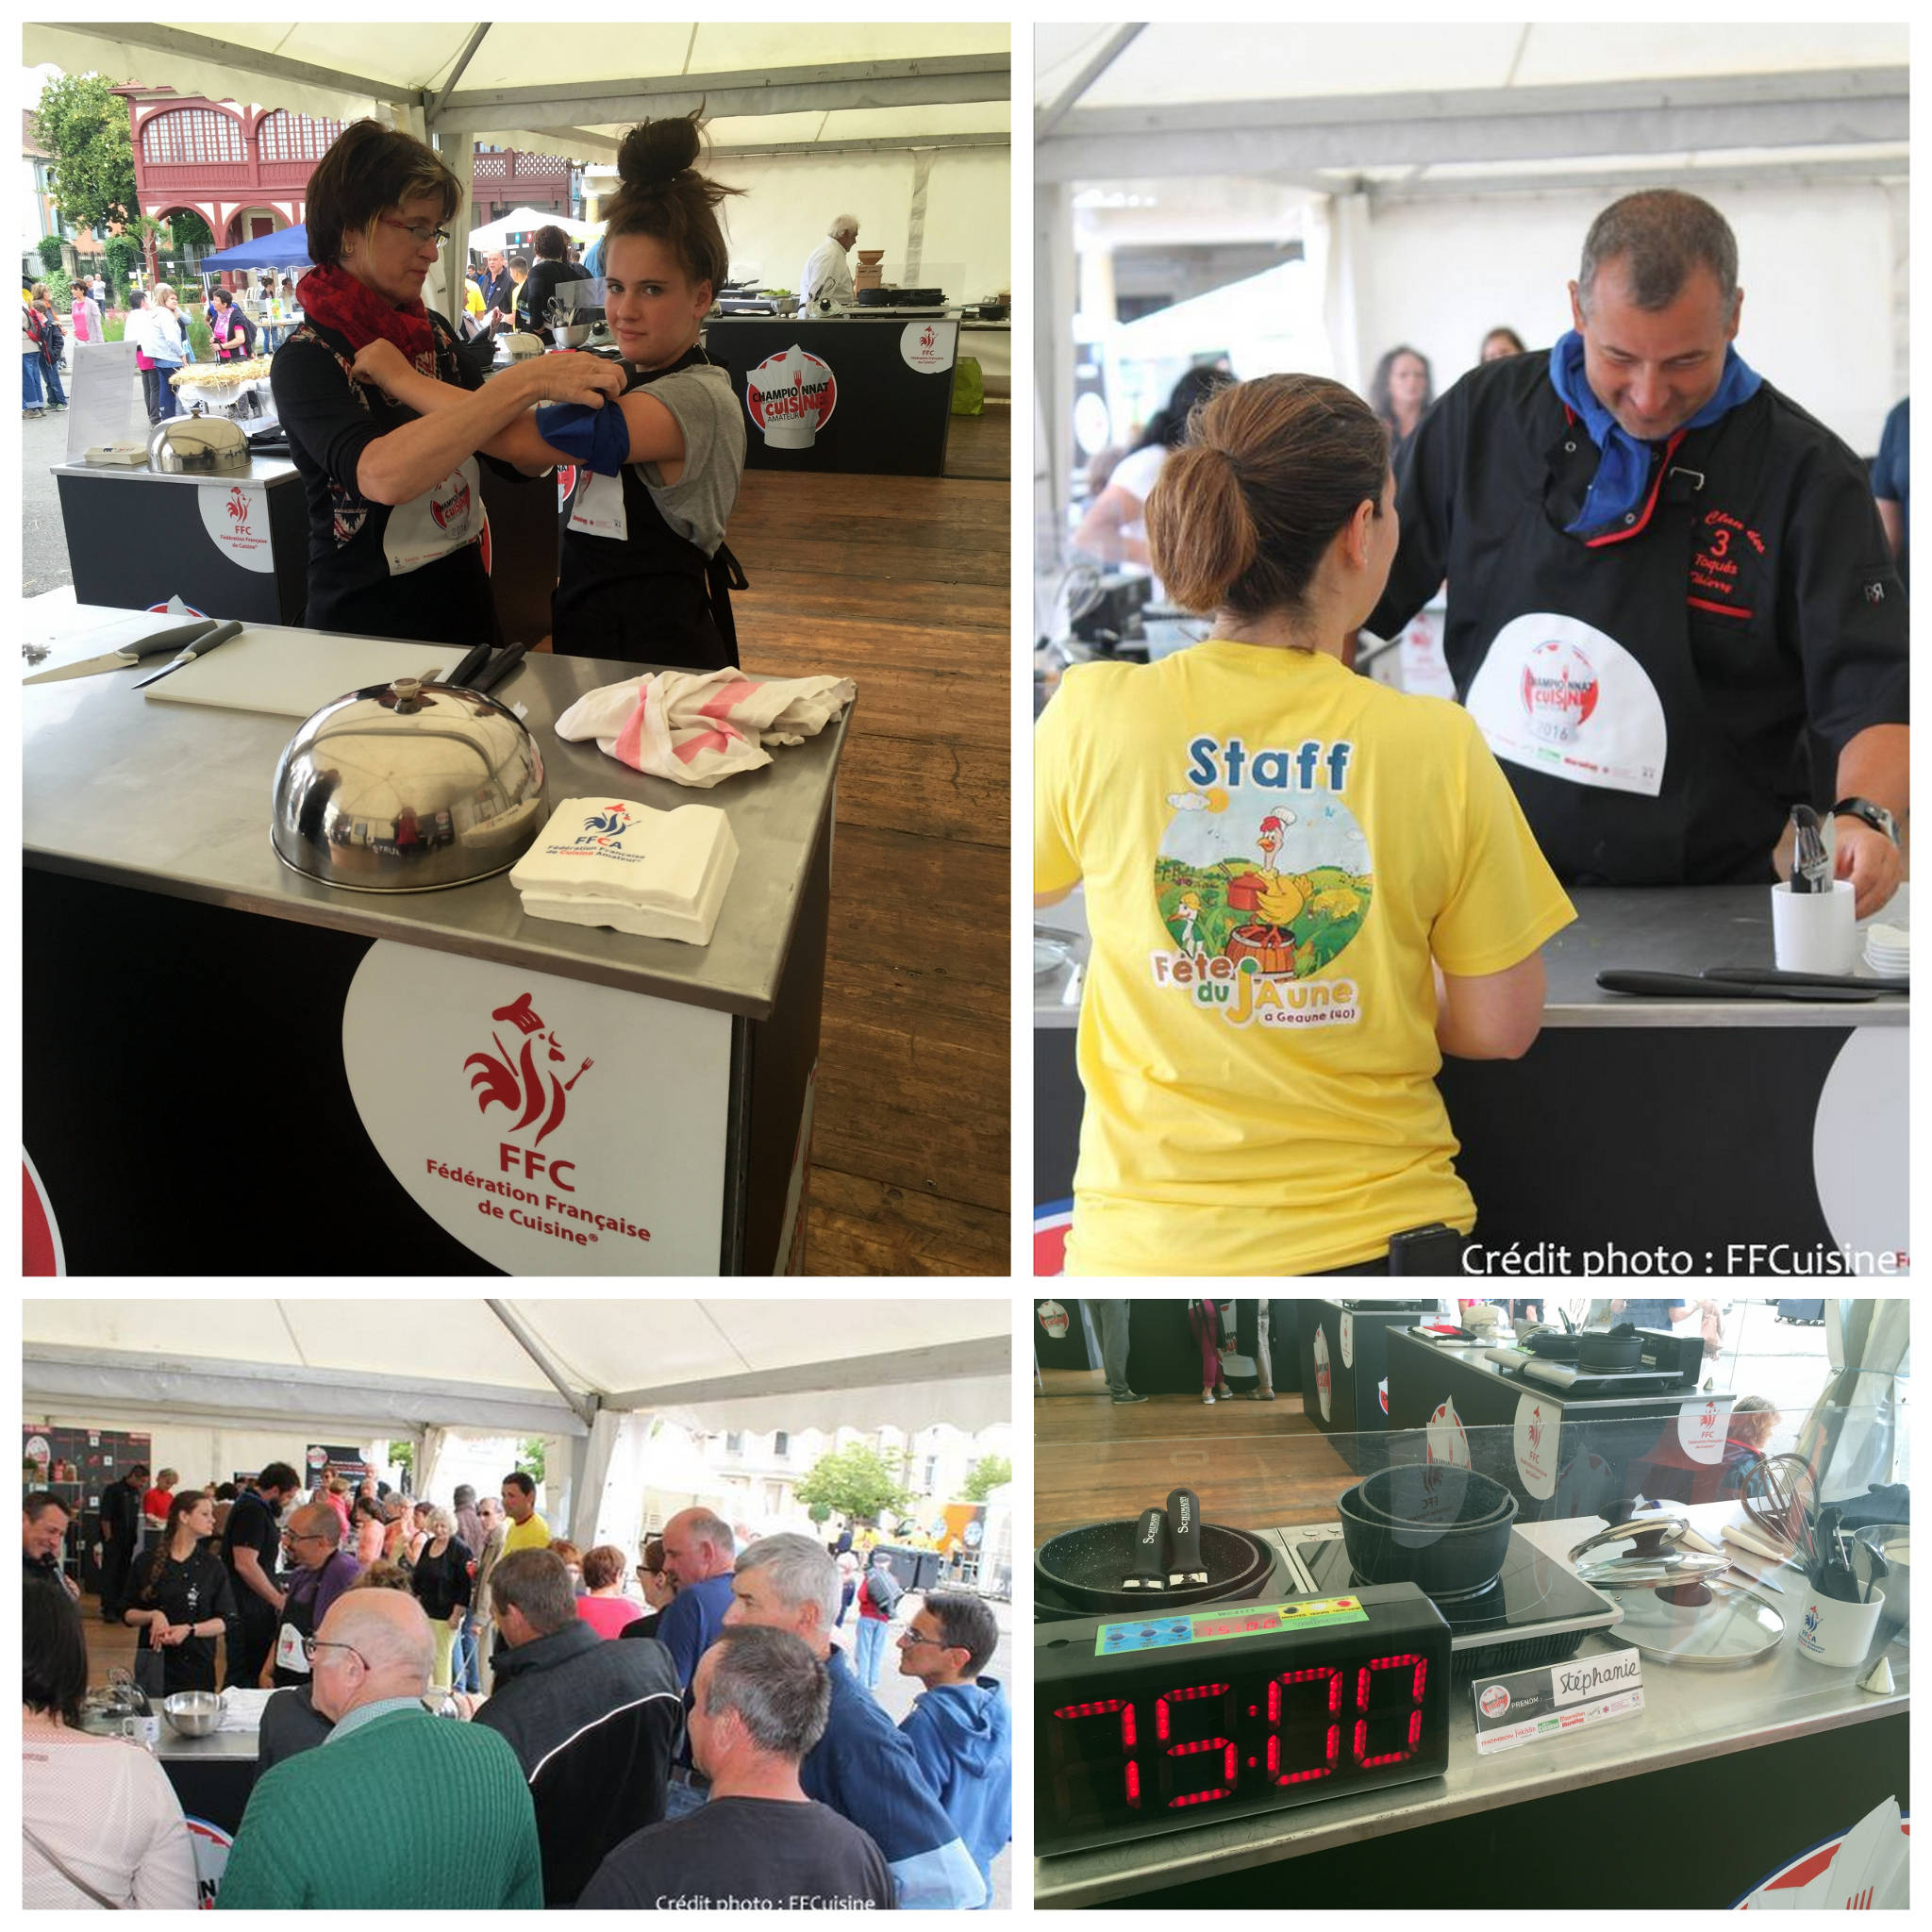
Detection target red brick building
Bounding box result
[116,88,573,249]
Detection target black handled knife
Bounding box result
[1167,1487,1207,1586]
[131,619,247,689]
[1597,970,1876,1003]
[1123,1507,1167,1591]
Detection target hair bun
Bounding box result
[618,111,702,189]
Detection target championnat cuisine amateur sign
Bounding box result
[341,942,730,1274]
[745,344,838,449]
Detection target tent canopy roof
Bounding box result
[22,1299,1010,1441]
[25,23,1010,159]
[1036,24,1906,201]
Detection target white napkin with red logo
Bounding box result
[553,669,856,788]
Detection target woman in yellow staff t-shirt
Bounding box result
[1035,374,1576,1276]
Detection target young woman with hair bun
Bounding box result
[1036,373,1576,1276]
[359,110,748,670]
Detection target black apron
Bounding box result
[271,1548,353,1689]
[1447,402,1798,887]
[552,344,747,672]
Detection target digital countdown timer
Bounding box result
[1036,1584,1453,1855]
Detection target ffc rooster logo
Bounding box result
[225,485,251,524]
[464,992,595,1148]
[1527,1406,1545,1452]
[582,804,632,847]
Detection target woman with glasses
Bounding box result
[124,1490,237,1696]
[356,110,749,672]
[270,118,624,646]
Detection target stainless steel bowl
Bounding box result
[551,322,594,349]
[148,416,250,475]
[271,676,548,892]
[162,1690,225,1738]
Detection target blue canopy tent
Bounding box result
[198,224,312,272]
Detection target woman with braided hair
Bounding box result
[124,1489,237,1696]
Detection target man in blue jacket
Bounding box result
[725,1533,988,1909]
[895,1590,1009,1904]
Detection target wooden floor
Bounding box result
[728,443,1008,1275]
[942,398,1009,481]
[1035,1367,1355,1541]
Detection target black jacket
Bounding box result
[473,1619,683,1906]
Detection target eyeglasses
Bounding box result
[896,1630,953,1648]
[283,1530,328,1545]
[379,217,451,251]
[301,1638,369,1667]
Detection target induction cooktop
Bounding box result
[1268,1523,1623,1679]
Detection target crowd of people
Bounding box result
[23,1467,1009,1910]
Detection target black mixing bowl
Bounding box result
[1339,1475,1518,1600]
[1353,1462,1516,1531]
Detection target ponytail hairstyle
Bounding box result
[144,1489,208,1597]
[601,108,742,297]
[1145,374,1391,628]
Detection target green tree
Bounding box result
[104,234,141,305]
[516,1437,548,1484]
[169,208,213,250]
[388,1441,414,1482]
[961,1455,1011,1502]
[33,75,140,238]
[794,1442,910,1524]
[36,236,66,275]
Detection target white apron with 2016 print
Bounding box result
[382,456,485,575]
[1463,610,1669,798]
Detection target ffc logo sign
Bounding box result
[746,345,837,449]
[225,484,251,525]
[465,992,596,1150]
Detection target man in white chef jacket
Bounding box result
[803,215,860,310]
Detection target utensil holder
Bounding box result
[1793,1584,1886,1666]
[1771,878,1857,974]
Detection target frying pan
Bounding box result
[1036,1519,1274,1615]
[1577,1325,1644,1371]
[1524,1331,1584,1360]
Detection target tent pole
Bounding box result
[485,1300,598,1426]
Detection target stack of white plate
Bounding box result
[1865,921,1910,978]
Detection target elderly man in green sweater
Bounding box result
[217,1590,541,1908]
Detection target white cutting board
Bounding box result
[143,631,461,718]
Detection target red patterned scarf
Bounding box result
[296,263,437,375]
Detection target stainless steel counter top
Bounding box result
[50,455,300,489]
[24,607,849,1020]
[1035,1504,1909,1907]
[1035,884,1907,1029]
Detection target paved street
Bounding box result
[23,382,86,596]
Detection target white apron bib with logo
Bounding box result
[1463,610,1669,798]
[569,468,630,542]
[382,456,484,575]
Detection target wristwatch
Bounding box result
[1831,797,1902,846]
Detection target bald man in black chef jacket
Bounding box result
[1366,189,1907,918]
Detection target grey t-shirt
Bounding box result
[634,362,745,558]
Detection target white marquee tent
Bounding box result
[23,1298,1011,1549]
[1034,23,1907,550]
[25,22,1012,312]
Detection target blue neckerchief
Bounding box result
[1547,330,1760,534]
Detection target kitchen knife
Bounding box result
[473,641,531,694]
[1123,1507,1168,1591]
[1703,966,1909,995]
[1597,970,1876,1003]
[1166,1487,1208,1587]
[446,641,494,689]
[131,620,247,689]
[24,617,221,683]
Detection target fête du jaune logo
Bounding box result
[417,990,652,1250]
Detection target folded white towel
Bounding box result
[553,669,857,788]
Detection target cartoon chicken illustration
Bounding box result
[1222,812,1314,977]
